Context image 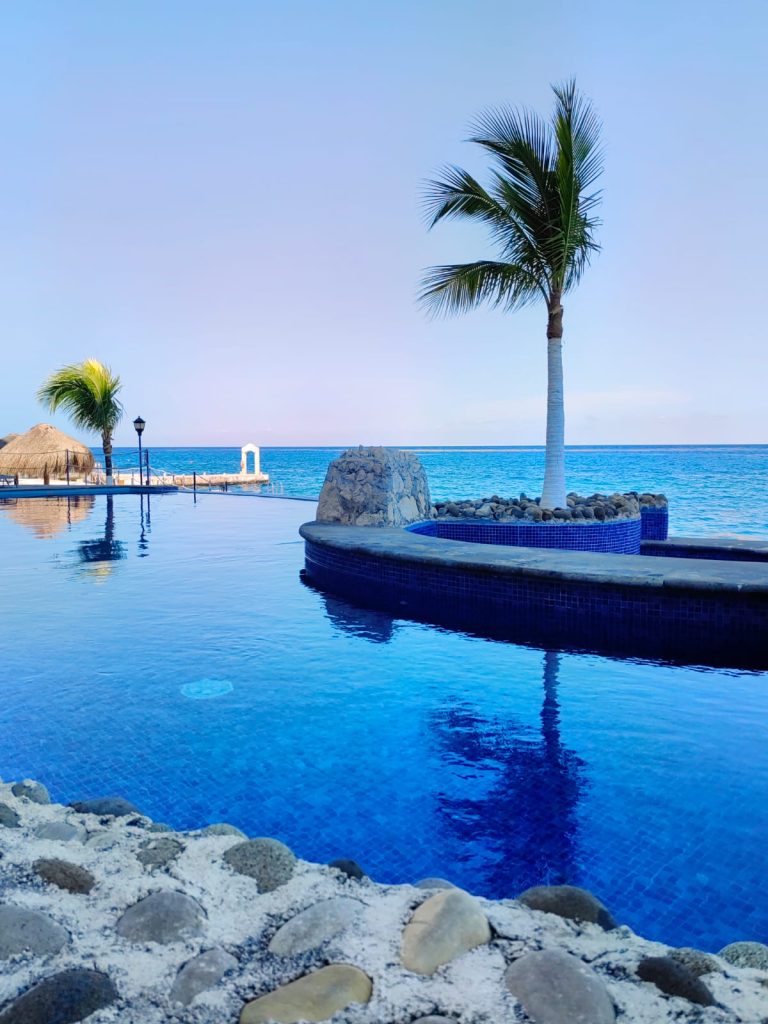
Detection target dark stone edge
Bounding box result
[299,522,768,597]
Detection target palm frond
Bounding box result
[418,261,544,317]
[38,359,124,435]
[550,78,604,290]
[421,166,509,230]
[469,105,556,229]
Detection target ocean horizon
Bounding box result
[109,443,768,539]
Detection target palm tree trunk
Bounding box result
[102,431,114,485]
[541,296,566,509]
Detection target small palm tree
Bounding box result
[38,359,124,484]
[420,80,603,509]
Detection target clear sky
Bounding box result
[2,1,767,447]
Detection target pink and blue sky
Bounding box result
[2,1,766,446]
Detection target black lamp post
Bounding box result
[133,416,146,486]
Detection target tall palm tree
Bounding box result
[420,80,603,509]
[38,359,124,484]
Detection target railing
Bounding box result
[0,446,153,487]
[0,446,287,496]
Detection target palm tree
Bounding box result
[420,80,603,509]
[38,359,124,484]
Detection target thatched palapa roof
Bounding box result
[0,433,19,449]
[0,423,94,478]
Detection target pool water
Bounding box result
[1,493,766,952]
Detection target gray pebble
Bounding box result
[116,890,206,945]
[137,836,183,869]
[224,838,296,891]
[0,906,70,959]
[34,821,83,843]
[637,956,714,1006]
[11,780,50,805]
[69,796,139,817]
[0,802,21,829]
[505,949,615,1024]
[170,947,237,1006]
[83,831,119,851]
[412,1019,460,1024]
[200,823,247,838]
[0,968,117,1024]
[668,946,722,977]
[717,940,768,970]
[518,884,617,930]
[328,858,365,880]
[268,897,362,955]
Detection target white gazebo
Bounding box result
[240,443,261,477]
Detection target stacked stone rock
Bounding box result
[1,779,767,1023]
[317,447,432,527]
[432,491,651,523]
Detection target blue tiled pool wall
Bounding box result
[304,540,768,669]
[407,516,642,555]
[642,541,768,563]
[639,505,669,540]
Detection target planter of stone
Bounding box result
[424,492,645,555]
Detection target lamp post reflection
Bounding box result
[138,493,151,557]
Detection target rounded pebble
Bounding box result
[328,858,365,880]
[116,891,206,945]
[717,940,768,970]
[137,836,183,868]
[34,821,83,843]
[11,780,50,804]
[170,947,238,1006]
[0,968,117,1024]
[33,858,96,895]
[637,956,715,1006]
[268,898,363,956]
[668,946,722,977]
[224,838,296,891]
[0,802,21,829]
[518,884,617,930]
[0,906,70,959]
[401,888,490,975]
[505,949,615,1024]
[240,964,372,1023]
[69,796,139,817]
[201,823,247,838]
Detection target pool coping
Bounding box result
[0,485,179,497]
[644,534,768,560]
[299,521,768,596]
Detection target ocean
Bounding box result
[112,444,768,538]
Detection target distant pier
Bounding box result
[168,471,269,488]
[133,442,269,489]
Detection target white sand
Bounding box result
[1,781,766,1023]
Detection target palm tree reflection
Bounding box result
[76,495,127,578]
[430,651,586,895]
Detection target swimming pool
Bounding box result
[1,493,766,952]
